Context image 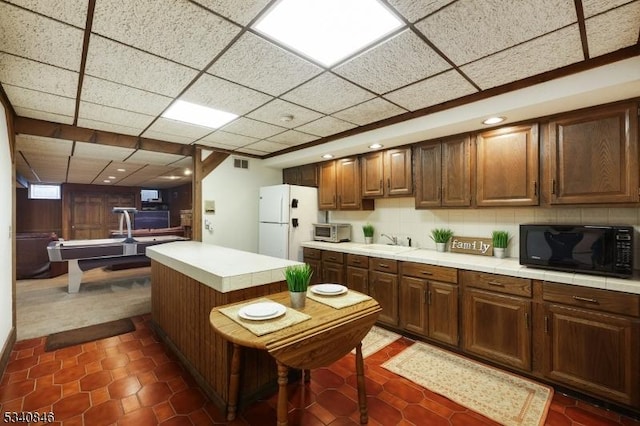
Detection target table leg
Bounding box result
[67,259,83,293]
[355,342,368,424]
[303,369,311,383]
[277,361,289,426]
[227,343,241,421]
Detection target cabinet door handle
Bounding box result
[533,181,537,196]
[551,179,556,195]
[488,281,504,287]
[524,312,530,329]
[572,296,599,304]
[427,290,432,305]
[544,315,549,334]
[387,178,390,191]
[379,179,383,191]
[420,271,433,276]
[378,263,389,268]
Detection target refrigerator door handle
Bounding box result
[280,196,284,223]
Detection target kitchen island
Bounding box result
[146,241,302,411]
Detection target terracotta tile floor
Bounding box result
[1,315,639,425]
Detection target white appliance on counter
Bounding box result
[258,184,319,261]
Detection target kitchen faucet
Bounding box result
[381,233,398,245]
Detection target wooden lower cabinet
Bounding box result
[542,303,639,406]
[303,247,322,286]
[321,250,345,285]
[462,288,532,370]
[346,254,369,294]
[370,270,398,326]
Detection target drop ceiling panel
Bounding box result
[143,118,212,140]
[16,134,73,156]
[96,161,146,184]
[125,150,186,166]
[200,131,259,148]
[281,72,376,114]
[582,0,635,17]
[296,117,357,138]
[5,0,88,27]
[192,0,271,25]
[267,130,317,146]
[78,102,155,131]
[67,157,110,184]
[4,84,76,116]
[22,153,69,183]
[84,35,199,97]
[384,70,478,111]
[196,140,238,151]
[243,140,290,153]
[92,0,241,69]
[246,99,323,129]
[76,118,144,137]
[585,2,640,57]
[181,74,273,115]
[334,30,451,94]
[220,117,287,139]
[387,0,455,23]
[0,53,79,97]
[207,32,323,96]
[73,142,135,161]
[139,130,194,145]
[13,107,74,125]
[332,97,407,125]
[0,3,84,70]
[15,153,38,183]
[169,157,192,168]
[460,25,584,90]
[415,0,577,65]
[236,147,267,156]
[80,76,173,116]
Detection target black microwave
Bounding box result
[519,224,634,278]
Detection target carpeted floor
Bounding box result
[383,340,553,426]
[16,266,152,340]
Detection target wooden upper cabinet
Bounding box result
[361,148,413,198]
[547,102,639,204]
[475,124,539,207]
[415,136,471,208]
[318,160,337,210]
[283,164,318,187]
[319,158,373,210]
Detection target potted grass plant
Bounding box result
[362,223,375,244]
[492,231,510,258]
[285,263,313,308]
[431,228,454,252]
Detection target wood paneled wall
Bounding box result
[165,183,192,227]
[15,188,62,235]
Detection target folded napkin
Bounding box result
[307,289,372,309]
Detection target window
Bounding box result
[28,184,61,200]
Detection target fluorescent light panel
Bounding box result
[254,0,403,67]
[163,100,238,129]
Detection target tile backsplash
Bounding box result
[329,197,640,266]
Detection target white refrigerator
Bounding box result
[258,184,319,261]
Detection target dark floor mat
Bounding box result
[44,318,135,352]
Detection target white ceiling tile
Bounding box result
[281,72,375,114]
[92,0,241,69]
[144,117,213,140]
[461,25,584,90]
[67,157,110,184]
[334,30,451,94]
[125,150,186,166]
[295,117,357,138]
[80,76,173,116]
[268,130,317,146]
[13,107,74,125]
[22,153,69,183]
[169,157,193,168]
[77,118,145,137]
[192,0,271,25]
[200,131,258,148]
[207,32,323,96]
[5,0,88,27]
[0,2,84,70]
[582,0,634,17]
[85,35,199,97]
[416,0,577,65]
[140,129,195,145]
[333,98,407,125]
[387,0,455,23]
[16,134,73,156]
[235,147,267,155]
[220,117,287,139]
[246,99,323,129]
[181,74,273,115]
[585,2,640,57]
[15,153,39,183]
[73,142,135,161]
[78,102,155,131]
[384,70,477,111]
[4,84,75,116]
[0,53,78,97]
[196,140,239,151]
[243,140,290,153]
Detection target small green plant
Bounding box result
[430,228,454,244]
[362,223,375,238]
[284,264,313,293]
[492,231,510,249]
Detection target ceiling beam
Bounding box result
[14,116,194,157]
[200,151,229,178]
[73,0,96,126]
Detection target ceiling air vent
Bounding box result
[233,158,249,169]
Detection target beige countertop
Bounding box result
[301,241,640,295]
[146,241,303,293]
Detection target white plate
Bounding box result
[238,302,286,321]
[311,284,347,296]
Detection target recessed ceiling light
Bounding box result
[369,143,383,149]
[254,0,403,67]
[103,180,111,183]
[482,116,506,125]
[117,168,126,172]
[184,169,192,176]
[163,100,238,129]
[108,176,116,179]
[322,154,334,159]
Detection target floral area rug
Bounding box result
[352,326,402,358]
[382,341,553,425]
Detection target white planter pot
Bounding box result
[364,236,373,244]
[436,242,446,252]
[289,291,306,309]
[494,248,506,258]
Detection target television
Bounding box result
[141,189,161,202]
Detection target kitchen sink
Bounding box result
[357,244,415,253]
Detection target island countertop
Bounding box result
[146,241,302,293]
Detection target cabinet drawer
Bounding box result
[401,262,457,284]
[303,247,321,260]
[347,254,368,268]
[543,282,640,317]
[461,271,531,297]
[321,250,344,264]
[370,257,398,274]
